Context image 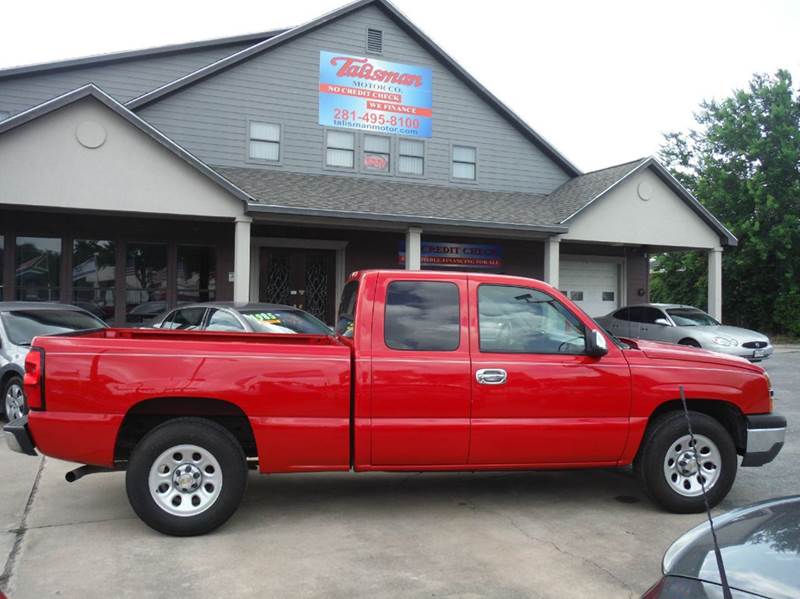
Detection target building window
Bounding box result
[384,281,460,351]
[398,139,424,175]
[363,134,390,172]
[73,240,116,323]
[249,121,280,162]
[452,145,477,180]
[15,236,61,302]
[326,130,355,168]
[125,242,167,324]
[177,245,216,303]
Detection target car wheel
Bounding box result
[126,417,248,536]
[678,338,701,348]
[2,375,26,421]
[636,411,737,513]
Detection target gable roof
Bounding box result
[543,156,738,246]
[0,29,286,80]
[217,166,567,233]
[125,0,580,178]
[0,84,251,205]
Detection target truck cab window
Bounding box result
[384,281,459,351]
[478,285,586,354]
[336,281,359,337]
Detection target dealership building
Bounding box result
[0,0,736,325]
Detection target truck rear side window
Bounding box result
[384,281,460,351]
[336,281,358,337]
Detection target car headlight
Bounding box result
[711,336,738,347]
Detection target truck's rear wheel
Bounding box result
[126,418,247,536]
[636,411,737,513]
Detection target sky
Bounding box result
[1,0,798,171]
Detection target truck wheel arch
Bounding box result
[645,399,746,454]
[115,398,258,464]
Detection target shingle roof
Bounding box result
[216,167,567,233]
[543,158,648,223]
[0,29,287,79]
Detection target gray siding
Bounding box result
[0,43,255,116]
[138,5,571,194]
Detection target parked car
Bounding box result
[1,302,107,421]
[4,271,784,536]
[151,302,332,334]
[642,495,800,598]
[597,304,773,361]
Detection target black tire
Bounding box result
[2,375,26,421]
[126,417,248,536]
[679,338,701,348]
[636,411,737,513]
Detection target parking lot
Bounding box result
[0,349,796,599]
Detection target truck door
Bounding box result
[467,280,631,465]
[369,273,471,466]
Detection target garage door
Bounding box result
[559,259,620,317]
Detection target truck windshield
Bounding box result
[666,308,719,327]
[2,309,106,346]
[240,309,331,335]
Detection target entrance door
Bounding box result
[259,248,336,324]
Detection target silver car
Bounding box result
[1,302,107,421]
[596,303,773,361]
[150,302,332,335]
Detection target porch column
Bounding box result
[544,236,561,288]
[405,226,422,270]
[708,246,723,321]
[233,216,252,303]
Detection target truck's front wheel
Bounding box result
[636,411,737,513]
[126,418,248,536]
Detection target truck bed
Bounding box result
[27,328,353,472]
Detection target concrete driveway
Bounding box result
[1,349,797,598]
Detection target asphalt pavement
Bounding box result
[0,348,797,598]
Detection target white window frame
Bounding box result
[324,128,357,171]
[247,119,282,164]
[397,138,425,178]
[361,134,392,175]
[451,144,478,183]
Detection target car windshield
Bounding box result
[1,309,106,346]
[240,309,331,335]
[666,308,719,327]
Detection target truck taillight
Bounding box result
[24,348,44,410]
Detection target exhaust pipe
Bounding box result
[65,465,114,483]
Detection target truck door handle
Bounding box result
[476,368,507,385]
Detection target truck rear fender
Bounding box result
[114,397,258,464]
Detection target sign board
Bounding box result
[398,242,503,269]
[319,51,432,137]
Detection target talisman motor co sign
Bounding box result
[319,51,433,137]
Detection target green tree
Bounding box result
[653,70,800,335]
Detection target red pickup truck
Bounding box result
[4,270,785,536]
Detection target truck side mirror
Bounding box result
[586,329,609,357]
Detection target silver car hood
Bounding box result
[686,325,769,342]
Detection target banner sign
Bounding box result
[398,242,503,269]
[319,51,432,137]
